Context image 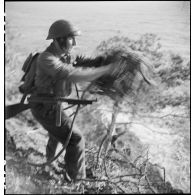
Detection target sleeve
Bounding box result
[67,64,113,83]
[37,52,69,79]
[38,51,114,83]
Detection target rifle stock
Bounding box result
[5,103,31,119]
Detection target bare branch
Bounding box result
[112,174,144,180]
[103,101,120,156]
[103,158,109,179]
[95,133,108,168]
[76,178,126,193]
[151,113,189,119]
[96,108,189,119]
[133,147,149,166]
[145,175,157,194]
[112,148,141,174]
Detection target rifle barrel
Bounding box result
[28,97,97,105]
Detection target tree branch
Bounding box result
[103,101,120,156]
[145,175,157,194]
[76,178,127,193]
[95,133,108,168]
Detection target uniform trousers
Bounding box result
[31,102,86,181]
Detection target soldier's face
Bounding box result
[66,36,76,52]
[56,36,76,54]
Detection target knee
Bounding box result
[75,130,85,146]
[70,127,85,148]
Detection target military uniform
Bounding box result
[31,42,112,181]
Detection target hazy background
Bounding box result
[5,1,190,57]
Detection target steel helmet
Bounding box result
[46,20,80,40]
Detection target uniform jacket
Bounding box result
[34,42,111,96]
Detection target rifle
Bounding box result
[5,103,31,120]
[5,95,97,126]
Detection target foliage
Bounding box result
[5,33,190,193]
[94,33,190,111]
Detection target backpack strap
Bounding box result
[19,52,39,94]
[21,52,39,81]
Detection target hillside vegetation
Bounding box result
[5,31,190,193]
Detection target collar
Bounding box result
[60,54,71,63]
[46,42,71,63]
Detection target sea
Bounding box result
[5,1,190,58]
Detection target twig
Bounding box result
[95,101,120,171]
[95,108,189,119]
[151,163,166,185]
[68,111,76,118]
[139,158,150,175]
[135,113,189,119]
[75,84,80,99]
[104,101,120,156]
[112,148,141,174]
[133,155,143,165]
[103,158,109,179]
[96,134,108,168]
[63,105,75,111]
[111,131,126,148]
[112,174,144,181]
[113,184,126,194]
[76,178,126,193]
[153,114,189,119]
[145,175,157,194]
[137,177,142,194]
[139,158,150,168]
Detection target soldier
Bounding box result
[30,20,115,182]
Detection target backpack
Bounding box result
[19,52,39,94]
